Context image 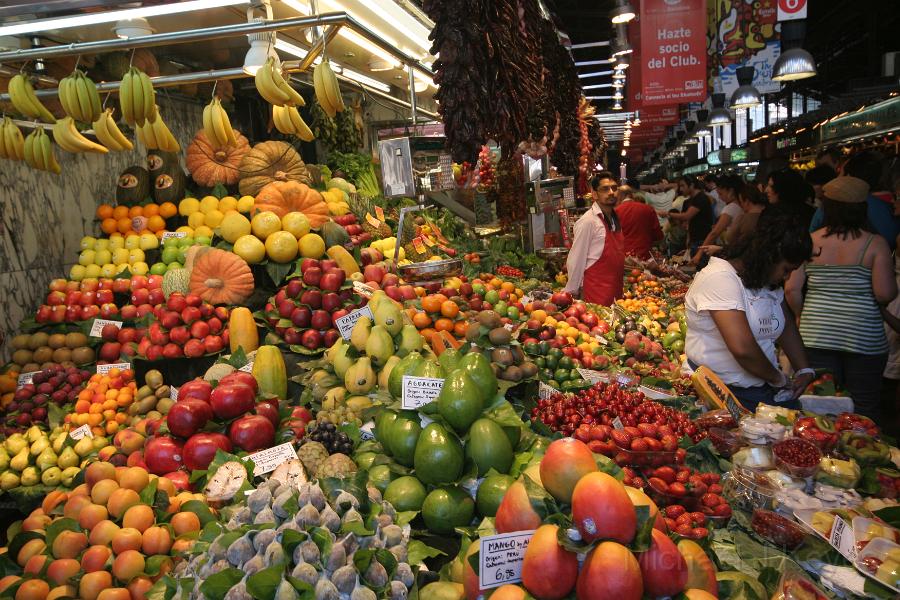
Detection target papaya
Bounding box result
[365,325,394,368]
[373,299,404,336]
[414,423,464,485]
[386,410,421,467]
[345,357,376,394]
[388,352,424,399]
[458,351,497,405]
[228,307,259,354]
[325,243,359,274]
[332,343,355,380]
[350,316,372,352]
[395,324,423,358]
[321,221,352,249]
[252,345,287,399]
[691,366,748,417]
[378,356,401,390]
[436,370,484,434]
[466,418,514,476]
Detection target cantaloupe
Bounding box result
[162,268,190,298]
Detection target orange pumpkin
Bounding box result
[253,181,331,229]
[238,141,311,197]
[186,130,250,187]
[189,249,254,305]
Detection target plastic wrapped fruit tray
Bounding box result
[722,466,779,512]
[612,441,677,468]
[751,509,807,550]
[855,537,900,593]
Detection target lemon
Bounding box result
[80,236,95,250]
[112,248,130,265]
[78,249,96,266]
[139,233,159,250]
[128,249,145,264]
[237,195,255,213]
[187,212,206,228]
[179,197,200,216]
[298,233,326,259]
[94,249,112,266]
[220,211,252,243]
[193,225,214,239]
[281,212,311,239]
[100,263,117,278]
[251,211,282,240]
[233,235,266,264]
[84,264,102,279]
[176,226,194,234]
[69,264,86,281]
[204,209,225,228]
[218,196,238,213]
[94,238,110,251]
[265,231,299,263]
[124,234,141,250]
[131,262,149,275]
[199,196,219,214]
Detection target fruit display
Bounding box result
[133,292,229,361]
[8,331,95,372]
[65,367,138,437]
[0,425,91,491]
[4,366,91,432]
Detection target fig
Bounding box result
[247,487,272,513]
[381,524,403,546]
[252,528,277,553]
[394,563,414,588]
[254,506,276,525]
[296,502,321,529]
[226,535,254,567]
[291,562,319,586]
[331,565,359,594]
[273,490,295,519]
[318,505,340,532]
[389,580,409,600]
[315,578,340,600]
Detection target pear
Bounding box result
[5,434,27,455]
[0,447,9,471]
[0,472,19,490]
[373,301,403,336]
[20,466,40,486]
[92,436,108,450]
[58,447,79,470]
[378,356,401,390]
[368,290,388,314]
[29,437,49,457]
[25,425,44,443]
[73,437,94,458]
[325,338,345,364]
[10,447,30,472]
[36,447,58,472]
[350,316,372,352]
[41,466,62,486]
[52,433,67,454]
[333,343,355,380]
[61,466,81,487]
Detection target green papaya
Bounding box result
[396,324,423,357]
[378,355,401,390]
[386,410,421,467]
[350,315,372,352]
[436,370,484,434]
[332,342,355,379]
[458,351,498,404]
[438,347,462,373]
[365,325,394,368]
[414,423,464,485]
[373,299,404,336]
[388,351,424,399]
[374,410,398,452]
[465,418,514,476]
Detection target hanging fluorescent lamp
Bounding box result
[342,68,391,93]
[114,17,153,39]
[708,92,731,125]
[730,65,761,109]
[695,109,711,136]
[614,55,630,70]
[613,69,626,79]
[243,23,277,76]
[610,0,636,24]
[772,20,817,81]
[611,23,632,57]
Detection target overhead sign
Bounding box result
[640,0,707,106]
[711,0,781,96]
[777,0,807,21]
[639,106,680,127]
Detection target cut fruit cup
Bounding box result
[773,567,831,600]
[722,466,779,512]
[856,536,900,593]
[852,516,900,554]
[773,438,822,479]
[751,509,807,550]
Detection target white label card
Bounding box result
[238,361,254,373]
[612,416,624,430]
[830,517,858,562]
[69,424,93,440]
[538,382,556,400]
[335,306,374,340]
[577,368,607,384]
[352,282,376,298]
[89,319,123,338]
[96,362,131,375]
[243,443,299,475]
[170,386,179,400]
[161,231,187,241]
[401,376,445,410]
[16,372,37,387]
[359,421,375,441]
[478,531,535,589]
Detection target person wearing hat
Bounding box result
[786,176,898,419]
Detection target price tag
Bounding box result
[577,368,607,384]
[89,319,123,338]
[538,382,556,399]
[335,306,374,340]
[352,282,375,298]
[612,416,624,430]
[16,372,37,387]
[359,421,375,441]
[69,424,93,440]
[829,517,858,562]
[594,335,609,346]
[401,376,445,410]
[478,531,535,589]
[161,231,187,241]
[238,361,254,373]
[96,362,131,375]
[243,443,299,475]
[170,386,179,400]
[724,395,745,424]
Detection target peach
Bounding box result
[88,519,120,546]
[677,539,718,596]
[112,550,145,582]
[521,525,578,600]
[41,490,68,515]
[571,472,637,544]
[80,545,112,573]
[78,503,109,530]
[97,589,131,600]
[90,479,120,506]
[118,467,150,493]
[98,446,118,462]
[155,476,176,498]
[62,494,92,519]
[14,579,50,600]
[539,438,596,503]
[624,486,666,532]
[126,451,147,469]
[85,462,117,488]
[142,526,172,555]
[576,542,643,600]
[114,430,146,456]
[494,480,542,534]
[122,504,154,532]
[638,529,688,597]
[107,489,141,520]
[111,527,143,554]
[16,539,46,567]
[127,577,154,600]
[46,558,81,585]
[684,589,718,600]
[171,537,195,554]
[51,530,88,560]
[21,514,52,532]
[46,585,77,600]
[0,576,20,593]
[69,483,89,497]
[23,554,48,574]
[79,571,113,600]
[170,512,200,536]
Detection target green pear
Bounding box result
[92,436,108,450]
[0,447,10,471]
[52,433,67,454]
[61,466,81,487]
[58,447,79,470]
[25,425,43,443]
[0,472,19,490]
[20,466,39,486]
[10,448,30,472]
[73,437,94,458]
[41,466,62,487]
[4,434,27,455]
[36,447,58,472]
[29,437,49,457]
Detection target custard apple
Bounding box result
[317,453,357,479]
[297,441,329,477]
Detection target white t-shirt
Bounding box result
[684,257,786,388]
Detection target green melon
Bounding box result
[162,267,190,298]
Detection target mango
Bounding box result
[677,539,718,596]
[576,542,643,600]
[495,480,542,534]
[421,486,475,535]
[385,410,422,467]
[521,525,578,599]
[571,471,637,545]
[539,438,596,504]
[420,582,465,600]
[638,529,688,597]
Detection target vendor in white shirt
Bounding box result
[564,171,625,305]
[684,212,816,411]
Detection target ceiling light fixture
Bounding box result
[614,56,630,70]
[114,17,153,39]
[0,0,249,36]
[610,0,636,24]
[613,101,623,110]
[772,20,817,81]
[342,67,391,92]
[708,92,731,125]
[244,21,277,76]
[613,69,626,80]
[730,65,762,109]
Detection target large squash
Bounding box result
[228,307,259,354]
[238,140,311,197]
[186,130,250,187]
[116,166,151,206]
[253,181,330,228]
[189,248,254,305]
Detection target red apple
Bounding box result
[210,384,256,420]
[181,306,201,324]
[182,433,232,471]
[310,310,331,331]
[255,400,280,429]
[166,398,213,438]
[183,338,206,358]
[229,415,275,452]
[190,321,210,339]
[147,288,165,306]
[144,436,184,475]
[219,371,258,393]
[302,267,322,287]
[167,293,187,312]
[319,269,346,291]
[285,279,303,298]
[299,258,320,273]
[363,264,385,284]
[300,289,322,309]
[169,326,191,346]
[300,329,322,350]
[291,306,312,328]
[178,378,212,402]
[204,335,224,354]
[131,275,148,290]
[207,317,223,334]
[321,293,342,313]
[162,343,183,359]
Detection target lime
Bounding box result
[367,464,396,493]
[177,236,195,248]
[476,474,515,517]
[161,246,180,265]
[421,486,475,535]
[383,476,427,512]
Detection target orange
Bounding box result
[128,206,143,218]
[146,216,165,232]
[440,300,459,319]
[421,296,442,313]
[453,320,468,338]
[96,205,114,220]
[142,204,159,217]
[101,218,118,235]
[117,218,132,234]
[412,312,432,329]
[434,318,454,332]
[501,282,515,293]
[112,206,129,220]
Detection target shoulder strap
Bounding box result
[857,234,877,265]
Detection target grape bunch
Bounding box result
[303,420,354,455]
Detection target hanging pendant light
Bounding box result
[612,23,632,57]
[695,109,711,136]
[610,0,636,24]
[730,65,761,109]
[773,20,817,81]
[708,92,732,125]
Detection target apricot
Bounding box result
[46,585,77,600]
[41,490,68,515]
[111,528,143,554]
[155,476,176,497]
[97,589,131,600]
[127,578,154,600]
[0,576,20,593]
[171,537,195,554]
[79,571,113,600]
[122,504,154,532]
[51,530,88,560]
[170,512,200,536]
[90,479,120,506]
[88,519,120,546]
[78,503,109,530]
[21,514,52,532]
[46,558,81,585]
[118,467,149,493]
[107,488,141,520]
[141,526,172,555]
[69,483,89,497]
[16,539,46,567]
[15,579,50,600]
[62,494,92,519]
[85,462,117,488]
[23,554,47,574]
[112,550,145,583]
[80,545,112,573]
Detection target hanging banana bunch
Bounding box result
[272,104,315,142]
[0,117,26,161]
[119,67,156,127]
[136,106,180,153]
[255,57,305,107]
[58,69,102,124]
[52,116,108,154]
[23,127,61,174]
[8,74,57,123]
[201,97,236,150]
[313,59,344,118]
[91,109,134,152]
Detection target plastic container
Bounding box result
[855,537,900,593]
[751,509,807,550]
[708,427,744,457]
[773,438,822,479]
[694,409,737,431]
[731,445,775,470]
[853,517,900,553]
[815,457,861,489]
[771,569,830,600]
[739,415,788,445]
[722,466,779,512]
[645,480,702,511]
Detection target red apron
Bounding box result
[581,212,625,305]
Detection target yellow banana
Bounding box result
[214,100,235,145]
[119,69,135,125]
[0,122,7,159]
[74,74,94,124]
[201,101,217,148]
[272,105,290,135]
[54,116,108,154]
[313,63,335,117]
[209,99,228,148]
[104,110,133,151]
[86,77,101,123]
[23,129,35,168]
[39,129,60,174]
[130,68,145,126]
[134,122,147,147]
[91,111,123,151]
[255,58,291,105]
[58,76,78,121]
[141,116,159,149]
[287,106,315,142]
[322,61,344,113]
[270,63,304,107]
[150,108,179,153]
[4,119,25,161]
[9,74,56,122]
[140,71,156,125]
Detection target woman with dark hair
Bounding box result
[685,212,815,411]
[694,182,766,258]
[691,174,745,264]
[766,168,816,229]
[786,176,898,419]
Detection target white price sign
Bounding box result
[16,372,37,387]
[69,424,94,440]
[538,382,556,400]
[352,281,376,298]
[577,368,607,384]
[777,0,807,21]
[243,443,299,475]
[612,416,624,430]
[89,319,123,338]
[238,361,254,373]
[161,231,187,241]
[96,362,131,375]
[401,376,445,410]
[359,421,375,441]
[829,517,858,562]
[478,531,535,589]
[335,306,374,340]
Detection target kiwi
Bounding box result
[28,332,49,350]
[500,365,523,382]
[11,334,30,350]
[488,327,511,346]
[52,347,73,364]
[465,322,482,342]
[22,362,40,373]
[71,347,95,366]
[60,361,75,369]
[476,310,501,329]
[40,362,56,370]
[65,332,88,349]
[491,347,514,367]
[520,362,538,378]
[32,347,54,364]
[47,333,67,349]
[11,349,33,366]
[510,346,525,365]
